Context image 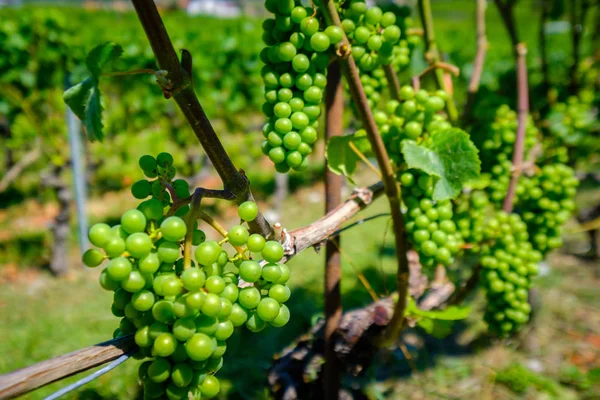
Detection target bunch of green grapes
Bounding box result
[260,1,345,172]
[516,164,578,254]
[543,94,599,165]
[82,153,291,400]
[340,2,402,71]
[372,86,450,165]
[401,171,462,268]
[479,211,540,337]
[479,105,539,205]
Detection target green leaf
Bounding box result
[86,42,123,80]
[402,128,481,201]
[417,318,454,339]
[63,78,104,141]
[405,296,471,320]
[325,132,371,182]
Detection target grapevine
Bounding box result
[82,153,291,399]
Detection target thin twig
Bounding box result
[0,145,41,192]
[348,141,382,178]
[503,43,529,213]
[197,210,228,237]
[462,0,488,123]
[183,189,204,269]
[129,0,272,237]
[101,69,156,77]
[321,0,410,348]
[330,240,379,302]
[418,0,459,124]
[382,64,401,102]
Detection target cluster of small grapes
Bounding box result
[401,171,462,268]
[340,2,402,71]
[372,86,450,165]
[82,153,291,399]
[479,212,540,336]
[543,94,598,164]
[516,164,578,254]
[344,4,420,109]
[260,0,344,172]
[479,105,539,205]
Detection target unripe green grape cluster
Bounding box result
[516,164,578,254]
[83,154,291,399]
[260,0,345,172]
[340,1,403,71]
[543,95,597,164]
[479,211,540,337]
[374,86,450,164]
[401,171,463,268]
[479,105,539,205]
[343,4,420,110]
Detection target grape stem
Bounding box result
[101,69,156,78]
[197,211,228,238]
[129,0,273,238]
[417,0,459,124]
[183,189,204,270]
[462,0,488,125]
[348,141,382,178]
[320,0,410,349]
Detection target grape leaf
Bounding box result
[86,42,123,81]
[63,42,122,142]
[405,296,471,320]
[417,319,454,339]
[406,297,470,339]
[325,132,371,182]
[401,128,481,201]
[63,78,104,141]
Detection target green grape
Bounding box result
[158,241,181,263]
[195,241,221,266]
[185,333,214,361]
[125,233,153,258]
[270,304,291,327]
[247,234,266,252]
[147,357,171,383]
[228,225,249,247]
[201,293,222,317]
[239,260,261,282]
[131,290,155,312]
[238,201,259,222]
[269,284,291,303]
[82,248,104,267]
[107,257,132,281]
[186,291,206,310]
[200,375,220,398]
[132,180,152,199]
[139,253,161,274]
[246,312,266,332]
[256,298,280,322]
[121,209,147,234]
[181,268,206,291]
[205,276,226,294]
[160,217,187,242]
[262,241,284,263]
[138,198,164,221]
[88,223,112,247]
[239,287,261,309]
[173,318,196,342]
[228,303,248,327]
[170,363,193,388]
